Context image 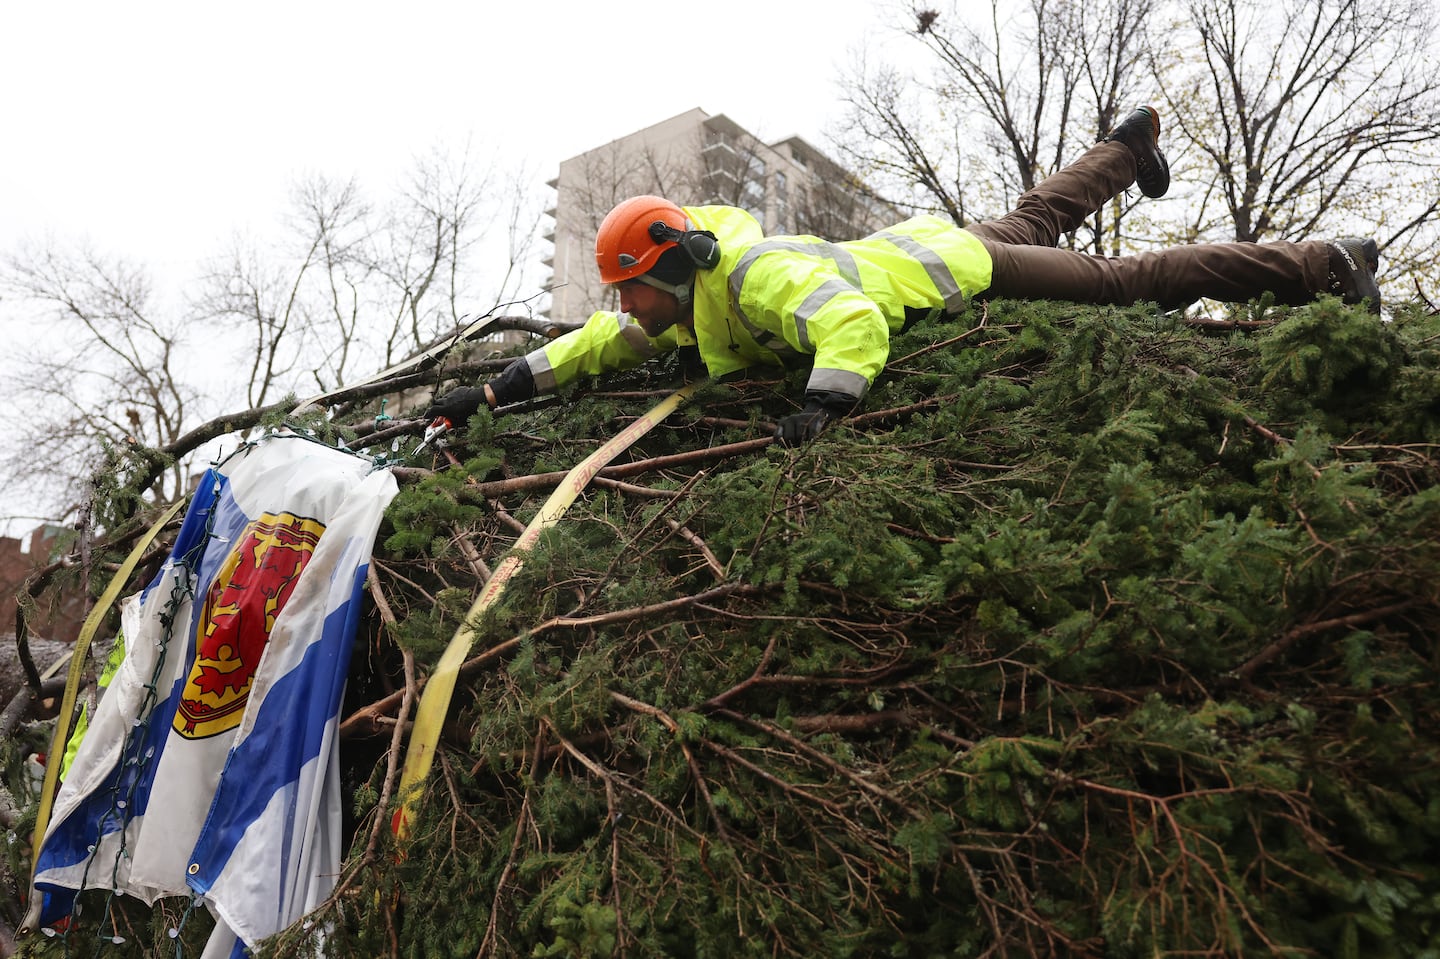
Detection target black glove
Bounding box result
[774,390,858,446]
[775,401,840,447]
[425,386,489,423]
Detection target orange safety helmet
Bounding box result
[595,195,691,285]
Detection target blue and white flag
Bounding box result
[30,434,397,956]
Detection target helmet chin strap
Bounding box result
[636,272,695,307]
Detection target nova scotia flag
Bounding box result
[29,434,397,957]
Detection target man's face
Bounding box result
[616,280,689,338]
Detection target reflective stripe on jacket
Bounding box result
[522,206,993,404]
[525,310,697,394]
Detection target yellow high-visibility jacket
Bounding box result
[522,205,993,405]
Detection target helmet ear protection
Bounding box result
[647,221,721,270]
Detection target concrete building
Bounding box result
[542,108,897,324]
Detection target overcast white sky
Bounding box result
[1,1,910,279]
[0,1,916,536]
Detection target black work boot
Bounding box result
[1326,237,1382,315]
[1104,106,1170,199]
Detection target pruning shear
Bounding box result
[412,416,452,457]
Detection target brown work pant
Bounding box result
[969,141,1329,309]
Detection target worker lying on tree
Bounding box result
[429,106,1382,446]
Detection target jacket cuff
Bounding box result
[487,358,537,407]
[804,389,859,414]
[805,368,868,404]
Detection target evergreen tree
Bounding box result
[6,295,1440,957]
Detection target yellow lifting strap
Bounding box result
[391,382,701,841]
[26,497,188,886]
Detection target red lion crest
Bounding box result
[173,512,325,739]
